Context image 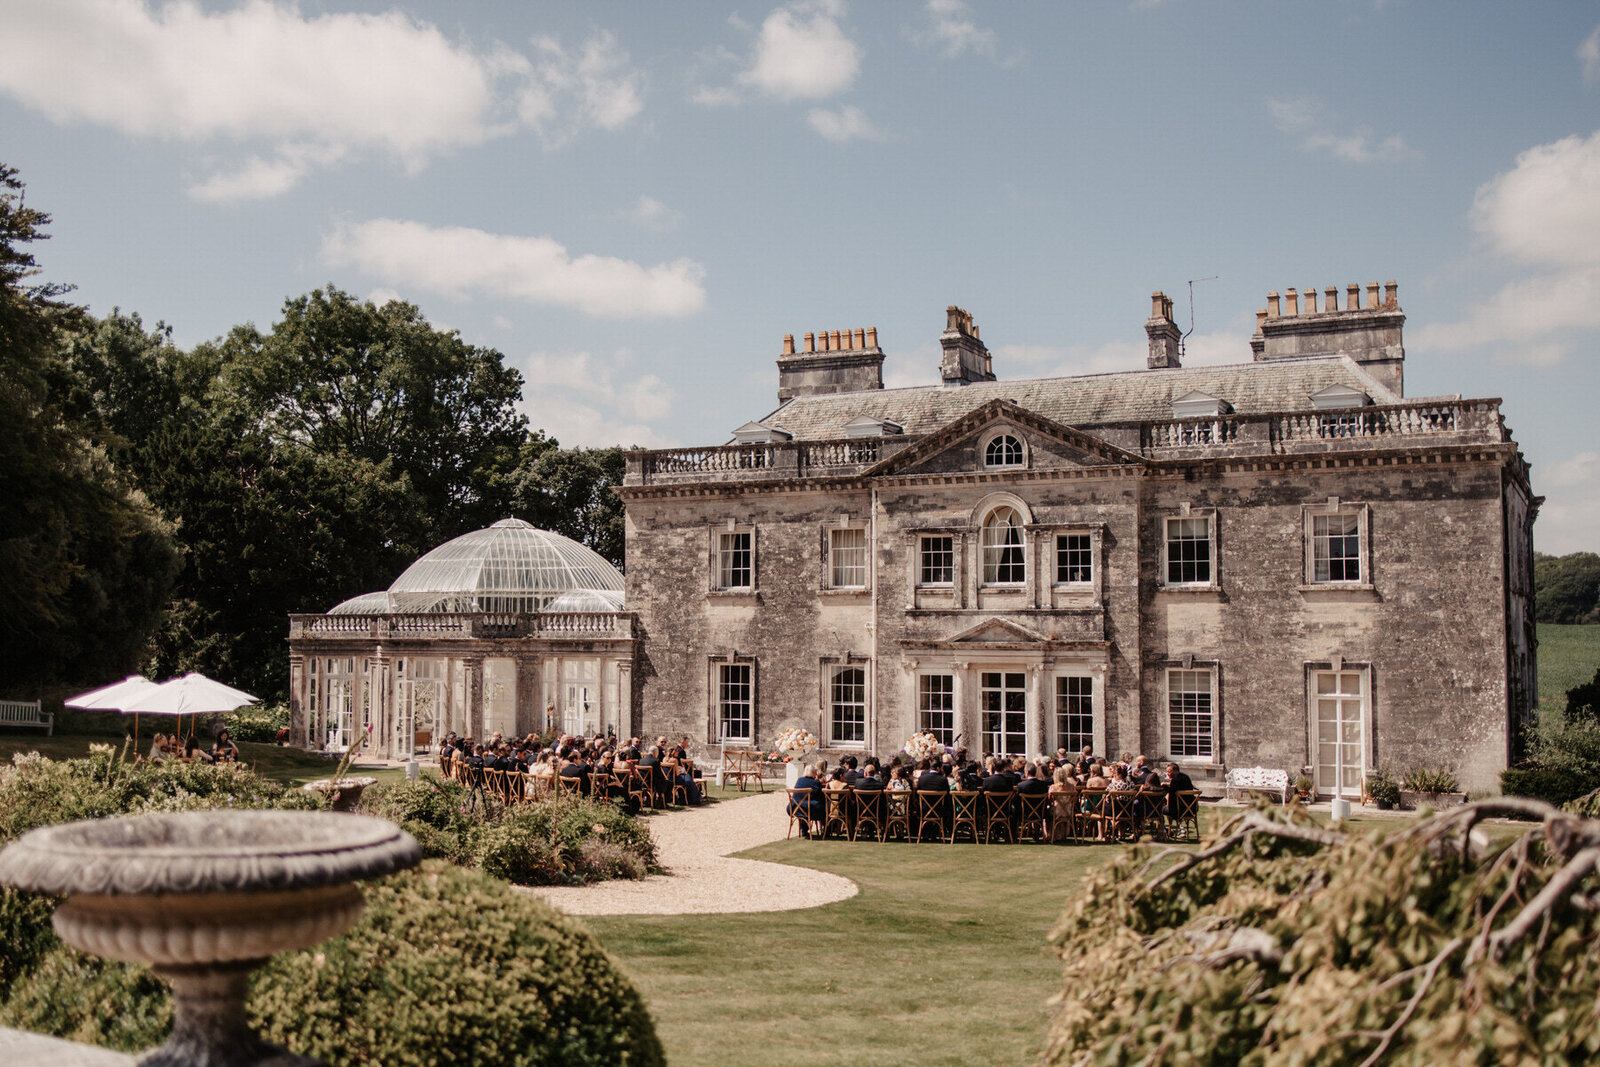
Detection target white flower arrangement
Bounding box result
[904,732,944,762]
[773,727,819,761]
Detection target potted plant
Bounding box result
[1400,765,1465,809]
[1365,766,1400,810]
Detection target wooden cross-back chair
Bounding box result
[785,787,819,839]
[914,790,949,843]
[948,791,982,844]
[1016,792,1050,842]
[882,789,914,842]
[822,789,851,840]
[1048,790,1079,844]
[980,791,1014,844]
[851,789,884,841]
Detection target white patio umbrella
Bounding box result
[122,673,259,745]
[65,675,162,747]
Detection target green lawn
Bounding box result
[0,733,407,787]
[1539,622,1600,717]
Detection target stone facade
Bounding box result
[620,283,1539,796]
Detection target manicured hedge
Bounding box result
[2,863,666,1067]
[1500,766,1595,808]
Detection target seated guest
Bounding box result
[886,765,912,792]
[981,762,1014,794]
[841,755,862,786]
[854,763,885,791]
[182,735,214,764]
[1129,754,1159,786]
[560,752,592,796]
[212,729,239,763]
[1165,761,1198,817]
[915,759,948,794]
[1106,764,1136,792]
[1006,757,1027,788]
[1085,762,1110,790]
[148,732,169,763]
[1016,762,1050,795]
[1075,745,1096,778]
[824,768,849,791]
[787,762,827,837]
[958,761,984,791]
[638,745,672,799]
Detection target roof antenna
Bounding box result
[1180,275,1217,361]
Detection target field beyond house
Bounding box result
[1538,623,1600,719]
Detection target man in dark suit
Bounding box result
[637,745,671,802]
[853,763,885,791]
[1164,761,1198,818]
[560,752,592,796]
[841,755,862,786]
[914,759,948,794]
[1016,762,1050,796]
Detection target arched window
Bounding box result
[984,434,1024,468]
[981,506,1026,584]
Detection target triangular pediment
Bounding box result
[843,413,903,438]
[731,420,793,443]
[947,617,1050,645]
[1309,383,1370,410]
[864,399,1145,478]
[1172,390,1231,418]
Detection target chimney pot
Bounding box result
[1255,308,1267,330]
[782,333,795,355]
[1384,280,1398,307]
[1305,287,1318,314]
[853,328,865,349]
[1151,291,1166,318]
[1286,288,1300,316]
[865,326,878,348]
[1366,281,1380,309]
[1325,286,1339,312]
[804,331,815,353]
[830,329,842,350]
[1267,291,1281,317]
[1348,283,1361,310]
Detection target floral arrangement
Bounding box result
[773,727,819,761]
[904,732,944,762]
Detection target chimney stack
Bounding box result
[1255,278,1407,395]
[940,306,996,386]
[1145,291,1182,369]
[776,325,885,402]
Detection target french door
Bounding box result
[1313,670,1365,798]
[980,671,1028,757]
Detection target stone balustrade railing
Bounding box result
[288,611,636,641]
[628,436,913,484]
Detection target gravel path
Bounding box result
[517,790,857,916]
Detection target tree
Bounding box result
[507,436,626,568]
[1534,551,1600,624]
[0,166,178,692]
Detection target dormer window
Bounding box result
[1171,390,1232,419]
[1309,384,1371,410]
[731,421,793,445]
[843,414,903,439]
[984,433,1025,468]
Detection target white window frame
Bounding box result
[978,669,1029,757]
[1164,665,1219,762]
[979,428,1028,470]
[1051,672,1100,757]
[713,660,755,744]
[980,506,1028,586]
[1161,512,1218,589]
[713,527,755,591]
[827,664,869,748]
[1308,665,1369,800]
[1303,503,1371,587]
[917,534,956,588]
[1054,531,1095,587]
[827,526,869,589]
[915,671,957,746]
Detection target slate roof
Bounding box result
[754,355,1414,441]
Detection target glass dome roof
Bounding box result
[385,519,624,613]
[545,588,626,613]
[328,591,391,614]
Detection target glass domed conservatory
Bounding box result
[287,519,636,758]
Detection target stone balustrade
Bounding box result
[630,436,913,484]
[288,611,637,641]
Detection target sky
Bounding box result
[2,0,1597,553]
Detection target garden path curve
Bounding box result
[517,790,857,915]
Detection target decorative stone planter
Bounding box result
[0,810,420,1067]
[301,776,378,812]
[785,761,802,788]
[1400,790,1468,810]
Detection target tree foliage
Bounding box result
[0,166,178,692]
[1045,802,1600,1065]
[1534,551,1600,624]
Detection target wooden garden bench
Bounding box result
[0,700,52,735]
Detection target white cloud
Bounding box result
[1414,130,1600,364]
[518,349,676,448]
[1581,24,1600,84]
[736,1,861,100]
[367,287,402,307]
[1268,96,1417,164]
[0,1,640,201]
[321,218,706,320]
[519,30,643,142]
[807,104,880,142]
[915,0,997,60]
[616,195,682,230]
[1534,451,1600,555]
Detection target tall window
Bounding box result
[919,535,954,586]
[985,434,1024,467]
[830,667,867,745]
[1311,512,1362,583]
[1165,516,1212,586]
[718,663,752,742]
[918,674,955,745]
[1167,669,1214,759]
[1055,675,1094,753]
[982,507,1026,585]
[1313,669,1365,798]
[980,671,1027,756]
[829,528,867,588]
[717,531,752,589]
[1056,533,1093,584]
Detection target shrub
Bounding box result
[1563,787,1600,818]
[472,815,565,884]
[1364,766,1400,807]
[359,776,477,860]
[221,702,291,742]
[1043,804,1600,1065]
[1501,766,1593,808]
[1401,765,1459,793]
[1566,667,1600,725]
[1,863,667,1067]
[578,839,647,881]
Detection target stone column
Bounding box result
[460,656,483,739]
[369,654,391,760]
[287,655,306,749]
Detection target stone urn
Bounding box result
[0,810,420,1067]
[301,776,378,812]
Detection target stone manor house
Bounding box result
[288,280,1537,797]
